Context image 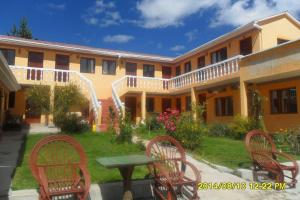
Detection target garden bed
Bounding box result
[12,132,147,190]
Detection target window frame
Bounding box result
[239,37,252,56]
[146,97,155,112]
[270,87,297,114]
[80,57,95,74]
[0,48,16,65]
[143,64,155,77]
[102,59,117,75]
[215,96,233,116]
[175,66,181,76]
[197,56,205,69]
[184,61,192,73]
[211,47,227,64]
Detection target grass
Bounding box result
[134,128,166,140]
[12,132,147,190]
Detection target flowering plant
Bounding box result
[157,109,180,135]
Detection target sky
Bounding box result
[0,0,300,57]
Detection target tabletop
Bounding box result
[96,154,156,168]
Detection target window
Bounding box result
[198,56,205,68]
[0,48,15,65]
[215,96,233,116]
[277,38,289,45]
[186,96,191,111]
[102,60,116,75]
[143,64,155,77]
[80,58,95,73]
[146,97,155,112]
[176,98,181,112]
[175,66,181,76]
[184,61,191,73]
[211,47,227,64]
[125,62,137,75]
[9,92,15,108]
[162,66,172,78]
[271,88,297,114]
[240,37,252,55]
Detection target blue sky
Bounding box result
[0,0,300,57]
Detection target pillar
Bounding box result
[48,85,55,126]
[141,91,146,123]
[240,80,248,117]
[191,87,197,119]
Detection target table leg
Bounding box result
[119,166,134,192]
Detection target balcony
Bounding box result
[112,55,243,110]
[9,65,101,119]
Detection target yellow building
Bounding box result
[1,12,300,132]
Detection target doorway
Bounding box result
[162,66,172,89]
[162,98,172,112]
[198,94,207,122]
[55,54,69,82]
[27,51,43,80]
[126,62,137,87]
[125,96,137,121]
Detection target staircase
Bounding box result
[99,98,119,131]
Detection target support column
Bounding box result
[191,87,197,120]
[48,85,55,126]
[141,91,146,123]
[240,80,248,117]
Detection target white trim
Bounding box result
[0,53,20,91]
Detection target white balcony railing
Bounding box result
[111,56,242,112]
[9,65,101,120]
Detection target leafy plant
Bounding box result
[116,111,133,143]
[229,115,260,140]
[26,85,51,124]
[107,106,117,134]
[174,112,205,150]
[157,109,180,135]
[145,112,163,131]
[248,89,266,131]
[273,127,300,154]
[60,113,90,133]
[53,84,88,132]
[208,123,232,137]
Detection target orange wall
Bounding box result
[256,79,300,132]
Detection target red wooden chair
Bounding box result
[29,135,91,200]
[146,135,201,200]
[245,130,299,188]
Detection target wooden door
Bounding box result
[176,98,181,113]
[55,54,69,82]
[162,66,172,89]
[162,98,172,112]
[27,52,43,80]
[125,96,136,121]
[198,94,207,122]
[126,62,137,87]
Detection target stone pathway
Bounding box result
[133,136,300,200]
[0,131,26,200]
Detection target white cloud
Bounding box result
[46,3,66,11]
[103,35,135,43]
[83,0,122,27]
[170,45,185,51]
[136,0,300,28]
[185,29,199,42]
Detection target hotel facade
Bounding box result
[1,12,300,132]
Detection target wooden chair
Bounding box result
[29,135,91,200]
[245,130,299,188]
[146,135,200,200]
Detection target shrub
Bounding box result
[135,123,149,135]
[107,106,117,134]
[145,113,163,131]
[174,112,205,150]
[116,111,133,143]
[208,123,232,137]
[157,109,180,135]
[60,113,90,133]
[229,115,260,140]
[273,128,300,154]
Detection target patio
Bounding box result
[2,130,299,200]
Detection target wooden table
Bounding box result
[96,154,156,195]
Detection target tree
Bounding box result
[7,17,33,39]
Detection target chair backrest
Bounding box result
[245,130,277,160]
[146,135,186,177]
[29,135,88,184]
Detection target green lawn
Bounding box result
[12,133,147,190]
